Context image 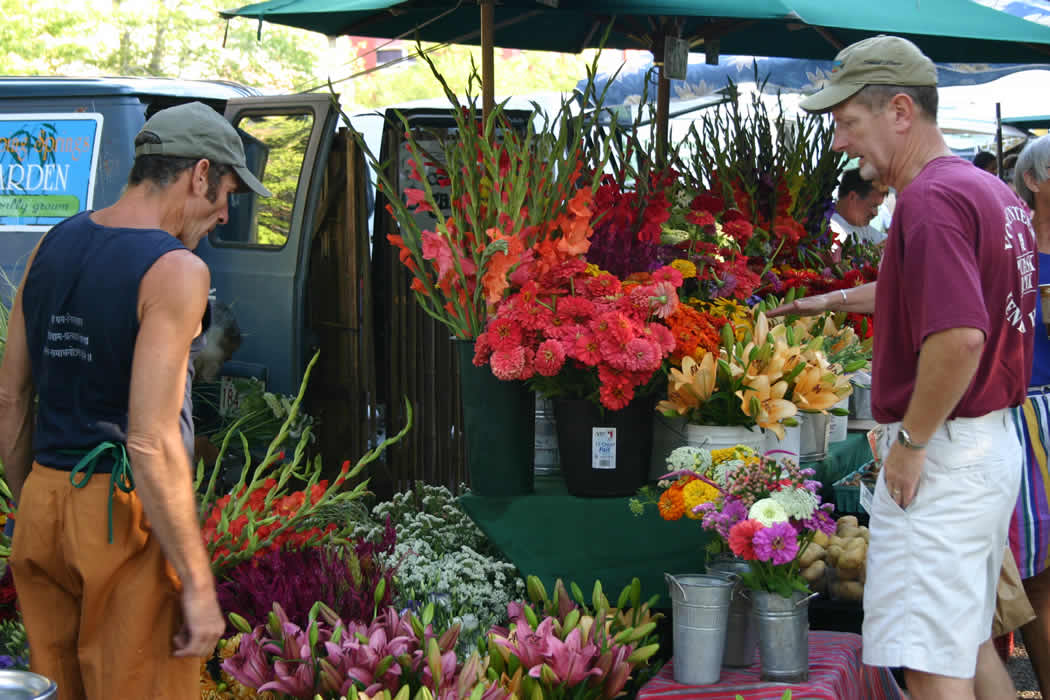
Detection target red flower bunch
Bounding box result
[473,266,683,411]
[202,478,340,564]
[366,88,609,339]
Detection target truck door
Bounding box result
[194,94,337,396]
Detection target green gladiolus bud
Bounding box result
[228,612,252,635]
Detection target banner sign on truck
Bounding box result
[0,113,103,231]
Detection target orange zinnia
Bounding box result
[658,487,687,521]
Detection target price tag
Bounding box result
[592,427,616,470]
[860,482,874,514]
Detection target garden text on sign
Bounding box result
[0,113,103,231]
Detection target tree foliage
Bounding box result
[0,0,324,91]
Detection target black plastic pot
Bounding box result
[553,396,654,497]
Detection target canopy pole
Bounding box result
[481,0,495,125]
[656,62,670,167]
[995,102,1003,178]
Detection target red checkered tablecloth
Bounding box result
[639,631,904,700]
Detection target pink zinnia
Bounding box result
[599,382,633,411]
[535,339,566,377]
[648,280,678,318]
[490,347,526,380]
[728,519,764,561]
[646,323,676,354]
[573,330,602,366]
[488,317,523,352]
[473,333,493,366]
[622,338,659,372]
[652,266,684,288]
[752,521,799,565]
[558,296,596,324]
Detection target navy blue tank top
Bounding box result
[22,211,185,470]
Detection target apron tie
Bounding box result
[66,442,134,544]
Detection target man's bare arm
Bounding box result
[126,249,222,656]
[767,281,877,317]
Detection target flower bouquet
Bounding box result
[472,263,681,412]
[695,449,836,596]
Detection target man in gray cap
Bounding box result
[771,36,1035,699]
[0,101,269,698]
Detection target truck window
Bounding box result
[211,111,314,248]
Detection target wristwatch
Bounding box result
[897,426,927,450]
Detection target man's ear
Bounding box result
[889,93,916,133]
[190,159,211,197]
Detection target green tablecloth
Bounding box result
[459,432,872,606]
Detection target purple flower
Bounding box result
[752,521,799,565]
[801,507,837,536]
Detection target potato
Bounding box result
[839,546,867,570]
[801,559,826,583]
[799,543,825,568]
[838,581,864,601]
[837,566,862,581]
[846,536,867,552]
[812,530,831,548]
[829,535,846,548]
[826,544,843,567]
[836,515,859,530]
[837,525,862,540]
[857,525,870,542]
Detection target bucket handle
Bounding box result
[704,570,741,600]
[664,573,687,600]
[796,591,820,607]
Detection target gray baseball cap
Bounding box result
[799,35,938,114]
[134,101,272,197]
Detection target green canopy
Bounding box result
[222,0,1050,63]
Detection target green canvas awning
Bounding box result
[222,0,1050,62]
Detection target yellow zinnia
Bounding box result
[682,479,719,519]
[585,263,604,277]
[671,259,698,279]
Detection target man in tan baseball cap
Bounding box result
[0,99,270,697]
[771,35,1036,700]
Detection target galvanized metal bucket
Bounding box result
[0,670,58,699]
[534,396,560,474]
[706,558,758,668]
[665,573,734,685]
[798,411,831,462]
[750,590,817,683]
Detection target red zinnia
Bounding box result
[728,519,765,561]
[535,339,566,377]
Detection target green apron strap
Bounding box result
[67,442,134,544]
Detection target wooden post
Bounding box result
[481,0,495,124]
[656,61,670,167]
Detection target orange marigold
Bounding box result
[658,487,687,520]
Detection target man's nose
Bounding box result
[831,127,847,152]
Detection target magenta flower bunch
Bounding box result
[487,607,657,700]
[222,602,507,700]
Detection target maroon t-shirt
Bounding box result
[872,156,1036,423]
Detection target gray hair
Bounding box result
[1013,135,1050,209]
[852,84,939,122]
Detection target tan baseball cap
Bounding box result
[134,101,272,197]
[799,35,938,113]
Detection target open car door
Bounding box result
[194,93,338,398]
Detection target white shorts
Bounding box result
[862,408,1022,678]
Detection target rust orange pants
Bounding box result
[9,463,199,700]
